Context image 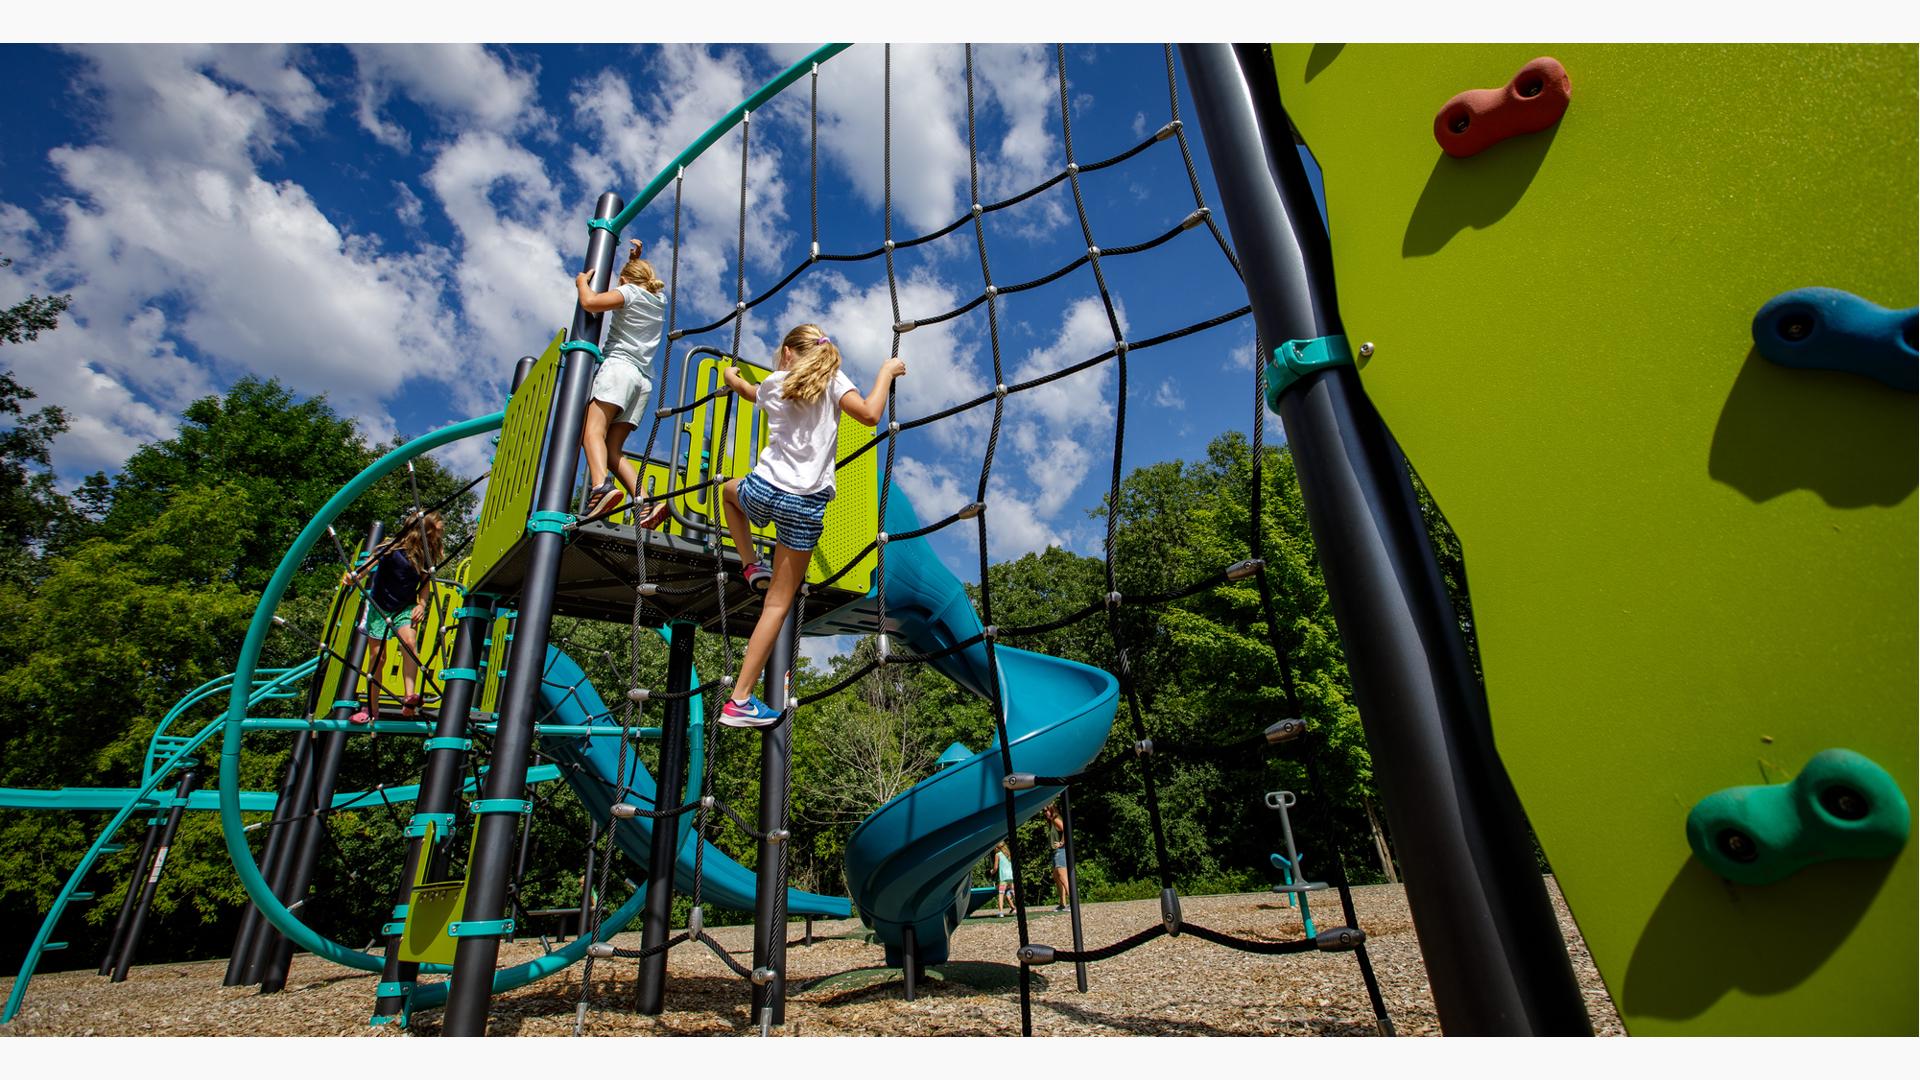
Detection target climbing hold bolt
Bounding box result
[1433,57,1571,159]
[1752,287,1917,392]
[1685,748,1911,886]
[1358,341,1375,360]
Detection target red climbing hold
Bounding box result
[1433,57,1571,158]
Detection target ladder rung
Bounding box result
[69,891,95,901]
[41,942,69,951]
[98,844,124,853]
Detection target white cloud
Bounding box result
[7,47,470,478]
[350,45,545,154]
[393,181,425,229]
[1151,377,1185,409]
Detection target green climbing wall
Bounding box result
[1271,44,1916,1035]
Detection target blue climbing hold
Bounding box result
[1752,287,1917,392]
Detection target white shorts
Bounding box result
[590,358,653,427]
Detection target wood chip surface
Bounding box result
[0,879,1624,1037]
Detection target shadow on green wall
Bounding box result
[1710,347,1916,508]
[1402,122,1561,258]
[1623,854,1905,1030]
[1305,44,1344,83]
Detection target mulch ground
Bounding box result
[1,878,1623,1036]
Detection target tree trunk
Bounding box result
[1364,794,1398,884]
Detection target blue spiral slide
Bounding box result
[842,485,1120,967]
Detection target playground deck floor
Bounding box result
[1,878,1624,1037]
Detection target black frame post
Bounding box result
[108,764,201,981]
[104,802,167,976]
[1060,790,1088,993]
[749,611,797,1027]
[225,728,312,984]
[256,520,381,994]
[1178,43,1589,1035]
[373,601,490,1021]
[636,620,697,1014]
[441,192,625,1036]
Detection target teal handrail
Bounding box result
[602,44,851,238]
[3,657,317,1024]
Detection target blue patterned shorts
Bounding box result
[737,472,831,553]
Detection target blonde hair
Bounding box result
[400,511,445,575]
[619,252,665,293]
[779,324,843,403]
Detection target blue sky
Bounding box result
[0,43,1306,587]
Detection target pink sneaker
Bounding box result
[743,562,772,592]
[350,708,374,724]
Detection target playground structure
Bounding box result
[2,43,1913,1037]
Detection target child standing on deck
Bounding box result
[716,324,905,728]
[339,512,445,723]
[574,239,670,529]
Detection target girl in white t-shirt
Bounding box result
[716,323,906,727]
[574,240,670,529]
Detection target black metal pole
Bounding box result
[257,522,383,993]
[242,729,321,984]
[1179,43,1590,1036]
[373,602,489,1020]
[577,816,599,940]
[637,621,696,1014]
[109,765,201,981]
[749,612,797,1027]
[441,192,625,1037]
[1060,790,1088,993]
[901,925,918,1002]
[103,804,166,976]
[226,728,312,985]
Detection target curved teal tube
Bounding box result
[843,483,1118,966]
[216,412,506,974]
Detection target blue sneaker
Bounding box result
[719,694,782,729]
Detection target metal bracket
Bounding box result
[447,919,515,938]
[526,510,576,537]
[424,737,472,752]
[472,798,532,815]
[559,339,604,362]
[1266,334,1354,408]
[438,667,478,683]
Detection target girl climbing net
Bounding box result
[716,323,905,727]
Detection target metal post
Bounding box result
[442,192,625,1037]
[1059,790,1088,993]
[901,925,918,1001]
[242,729,322,984]
[1179,43,1590,1035]
[577,817,599,940]
[103,804,166,976]
[258,522,382,993]
[373,603,489,1020]
[225,729,311,985]
[637,621,697,1014]
[749,611,796,1026]
[109,765,201,981]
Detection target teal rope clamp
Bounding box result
[587,216,618,236]
[559,339,603,363]
[403,811,455,838]
[451,606,492,620]
[424,736,472,752]
[1265,334,1355,409]
[330,699,361,711]
[438,667,478,683]
[472,798,532,815]
[375,981,412,999]
[380,921,407,936]
[447,919,514,938]
[526,510,576,538]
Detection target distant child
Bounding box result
[1043,802,1072,911]
[339,511,445,723]
[715,324,905,727]
[574,238,670,529]
[994,841,1015,916]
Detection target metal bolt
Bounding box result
[1358,341,1375,359]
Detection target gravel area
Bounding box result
[0,878,1623,1036]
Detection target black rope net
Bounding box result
[536,43,1391,1038]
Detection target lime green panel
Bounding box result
[684,353,879,590]
[311,582,365,721]
[1273,44,1916,1035]
[470,333,564,583]
[397,822,465,966]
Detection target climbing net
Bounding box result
[560,44,1394,1037]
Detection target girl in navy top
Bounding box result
[340,512,444,722]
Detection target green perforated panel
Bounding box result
[470,333,564,584]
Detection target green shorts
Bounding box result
[366,604,415,641]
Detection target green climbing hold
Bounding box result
[1686,748,1911,886]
